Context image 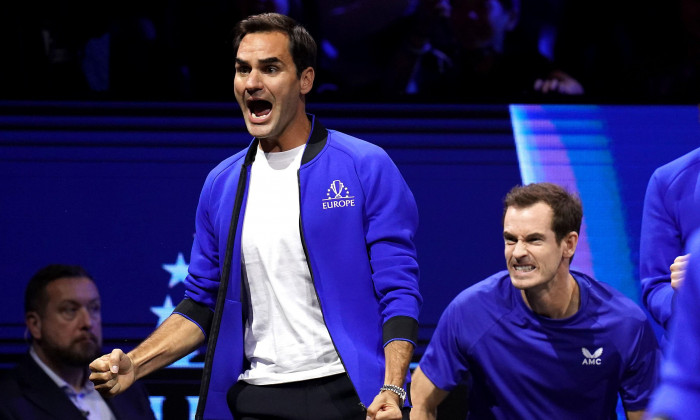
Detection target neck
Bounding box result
[521,271,580,319]
[34,345,88,391]
[259,109,311,153]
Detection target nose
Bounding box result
[512,240,528,258]
[78,307,96,329]
[245,69,263,92]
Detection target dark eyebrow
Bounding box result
[235,57,282,66]
[503,232,546,241]
[525,233,545,241]
[58,297,101,306]
[259,57,282,65]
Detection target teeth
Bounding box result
[514,266,535,272]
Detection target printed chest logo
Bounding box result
[322,179,355,210]
[582,347,603,365]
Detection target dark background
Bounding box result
[1,0,699,104]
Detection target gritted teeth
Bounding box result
[514,265,535,272]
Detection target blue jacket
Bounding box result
[640,147,700,330]
[174,116,422,420]
[648,230,700,419]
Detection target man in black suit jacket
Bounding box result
[0,264,155,420]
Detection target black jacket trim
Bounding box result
[243,138,259,165]
[194,114,328,419]
[173,298,213,334]
[383,316,419,345]
[301,116,328,164]
[195,162,250,420]
[242,115,327,166]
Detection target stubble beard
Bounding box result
[41,336,102,367]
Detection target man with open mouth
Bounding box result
[410,182,659,420]
[89,12,421,420]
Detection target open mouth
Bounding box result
[513,265,535,272]
[247,99,272,120]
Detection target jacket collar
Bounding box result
[243,114,328,167]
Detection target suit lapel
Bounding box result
[16,355,89,419]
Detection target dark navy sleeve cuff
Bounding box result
[383,316,418,345]
[173,298,214,336]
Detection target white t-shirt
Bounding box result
[239,144,344,385]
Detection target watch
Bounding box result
[380,384,406,408]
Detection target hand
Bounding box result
[89,348,136,397]
[366,389,403,420]
[671,254,691,290]
[534,70,584,95]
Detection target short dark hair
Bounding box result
[25,264,94,315]
[232,12,317,78]
[503,182,583,243]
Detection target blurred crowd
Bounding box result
[1,0,698,103]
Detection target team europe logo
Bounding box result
[582,347,603,365]
[322,179,355,210]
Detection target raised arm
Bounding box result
[89,313,204,396]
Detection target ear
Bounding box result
[300,67,315,95]
[562,231,579,260]
[26,312,42,341]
